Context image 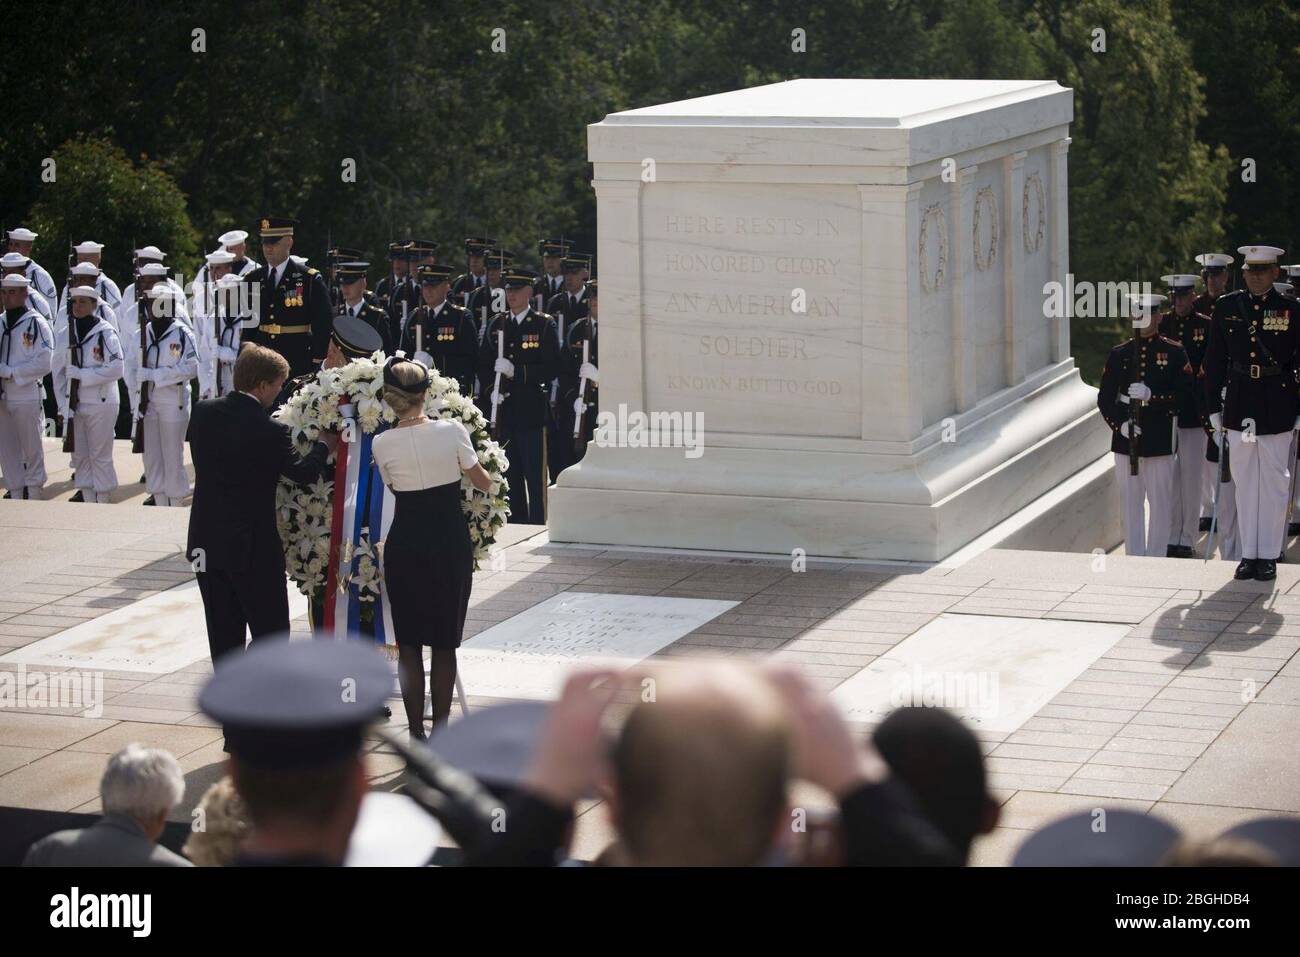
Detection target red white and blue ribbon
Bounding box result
[322,400,396,646]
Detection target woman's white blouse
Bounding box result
[371,419,479,491]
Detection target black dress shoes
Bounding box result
[1256,559,1277,582]
[1234,559,1257,580]
[1166,545,1179,558]
[142,495,156,506]
[1290,522,1300,536]
[69,490,84,503]
[1199,517,1213,532]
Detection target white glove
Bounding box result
[578,361,599,383]
[1210,412,1223,434]
[0,363,12,378]
[65,366,83,380]
[137,367,156,383]
[573,397,587,416]
[494,357,515,378]
[1119,421,1142,439]
[1127,382,1151,402]
[414,350,434,367]
[217,347,239,363]
[489,390,504,407]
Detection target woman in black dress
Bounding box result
[372,357,493,739]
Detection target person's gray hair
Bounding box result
[100,743,185,819]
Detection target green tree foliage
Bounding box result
[24,136,200,285]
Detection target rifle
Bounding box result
[489,328,503,440]
[131,264,149,455]
[1205,386,1230,561]
[1128,328,1142,476]
[574,338,591,454]
[60,241,77,452]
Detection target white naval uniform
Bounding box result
[24,288,54,325]
[54,297,118,341]
[53,316,123,502]
[0,306,54,496]
[191,282,246,398]
[1169,426,1209,549]
[1114,451,1176,557]
[57,273,122,318]
[1228,429,1293,561]
[1203,449,1241,561]
[24,260,57,304]
[124,317,197,505]
[117,280,191,332]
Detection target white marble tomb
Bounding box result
[549,78,1115,561]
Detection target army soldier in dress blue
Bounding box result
[335,262,394,354]
[466,249,513,342]
[0,274,53,500]
[452,237,496,307]
[374,240,412,314]
[1157,274,1212,557]
[546,255,591,476]
[246,217,333,382]
[1098,294,1191,557]
[402,263,479,397]
[479,268,560,524]
[124,287,199,506]
[533,237,571,311]
[54,286,124,504]
[560,280,599,465]
[1203,245,1300,582]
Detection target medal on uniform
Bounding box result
[92,343,103,362]
[1156,352,1168,368]
[22,329,35,348]
[170,341,182,358]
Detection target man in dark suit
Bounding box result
[187,343,337,667]
[244,216,334,379]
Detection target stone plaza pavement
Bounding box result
[1,498,1298,864]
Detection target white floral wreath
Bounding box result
[973,186,999,272]
[273,353,510,600]
[1023,173,1046,255]
[919,202,947,293]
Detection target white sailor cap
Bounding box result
[138,262,169,277]
[205,249,236,266]
[1,251,31,268]
[135,245,167,261]
[289,254,310,266]
[1195,252,1233,269]
[70,261,101,278]
[1,273,31,289]
[145,283,174,299]
[215,273,243,288]
[218,229,249,247]
[1160,274,1199,291]
[73,240,105,255]
[6,227,37,243]
[1127,292,1167,315]
[67,285,105,306]
[1238,244,1285,268]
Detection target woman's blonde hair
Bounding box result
[182,776,251,867]
[382,360,429,417]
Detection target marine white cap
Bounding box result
[1239,244,1285,267]
[1195,253,1233,268]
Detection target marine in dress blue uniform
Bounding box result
[1203,245,1300,581]
[1097,294,1191,557]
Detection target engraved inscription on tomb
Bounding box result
[641,184,862,437]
